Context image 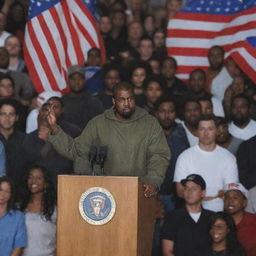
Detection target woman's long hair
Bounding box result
[0,176,16,211]
[210,212,243,253]
[19,165,56,221]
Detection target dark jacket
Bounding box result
[237,135,256,189]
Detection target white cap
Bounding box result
[224,183,248,198]
[37,91,62,106]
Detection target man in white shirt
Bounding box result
[206,45,232,101]
[174,115,239,212]
[229,94,256,140]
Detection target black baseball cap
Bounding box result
[181,174,206,190]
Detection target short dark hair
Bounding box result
[198,114,218,127]
[110,10,126,21]
[209,45,225,56]
[161,56,177,69]
[47,96,64,108]
[143,74,166,91]
[110,0,127,11]
[113,81,134,98]
[0,98,18,114]
[129,61,152,80]
[87,48,101,57]
[231,93,252,109]
[152,28,166,38]
[139,37,154,46]
[215,116,228,127]
[183,98,201,112]
[198,96,213,107]
[102,63,123,80]
[189,68,206,81]
[0,74,15,88]
[154,96,176,111]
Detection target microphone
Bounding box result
[98,146,108,175]
[89,146,98,175]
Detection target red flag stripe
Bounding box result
[24,0,105,93]
[61,0,83,65]
[50,6,72,68]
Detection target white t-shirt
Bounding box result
[0,31,10,46]
[26,109,39,134]
[212,96,225,117]
[181,121,199,147]
[211,66,233,101]
[229,119,256,140]
[174,145,238,212]
[189,212,201,223]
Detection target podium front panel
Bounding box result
[57,175,145,256]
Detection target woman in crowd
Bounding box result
[129,61,152,106]
[143,74,166,115]
[5,35,26,72]
[201,212,246,256]
[19,166,56,256]
[0,176,27,256]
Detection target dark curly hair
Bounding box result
[19,165,56,221]
[210,212,244,253]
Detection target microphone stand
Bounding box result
[99,146,107,176]
[89,146,97,176]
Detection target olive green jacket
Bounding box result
[48,107,170,187]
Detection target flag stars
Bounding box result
[225,8,230,12]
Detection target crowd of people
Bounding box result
[0,0,256,255]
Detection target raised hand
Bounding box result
[47,105,59,134]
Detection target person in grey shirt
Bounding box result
[216,116,243,155]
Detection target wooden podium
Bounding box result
[57,175,156,256]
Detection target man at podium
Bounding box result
[46,81,170,197]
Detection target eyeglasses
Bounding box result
[115,96,135,103]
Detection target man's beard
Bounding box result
[160,120,176,130]
[115,106,135,119]
[120,108,135,119]
[71,88,84,94]
[232,115,250,127]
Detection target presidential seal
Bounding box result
[79,187,116,225]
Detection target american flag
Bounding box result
[24,0,105,94]
[167,0,256,83]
